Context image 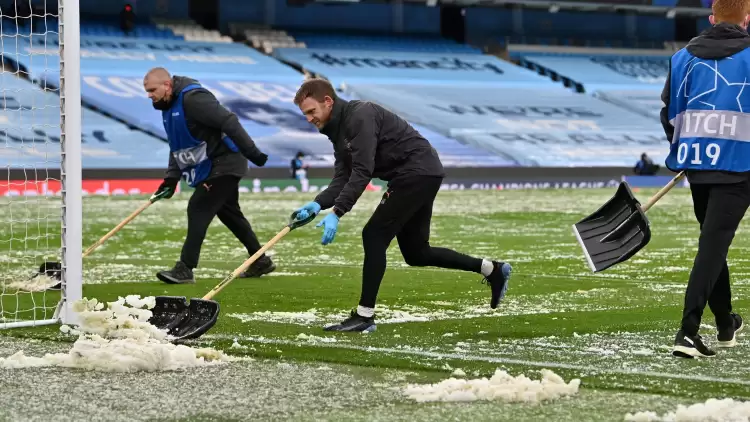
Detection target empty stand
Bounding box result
[228,24,306,54]
[153,18,232,43]
[593,90,662,120]
[3,8,673,170]
[272,48,557,87]
[245,29,305,54]
[80,21,182,39]
[519,54,668,92]
[512,46,669,120]
[344,83,667,167]
[7,15,185,39]
[0,72,168,169]
[288,32,482,54]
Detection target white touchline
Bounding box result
[209,334,750,386]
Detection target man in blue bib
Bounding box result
[661,0,749,358]
[143,68,275,284]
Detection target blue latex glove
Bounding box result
[316,213,339,245]
[294,201,322,222]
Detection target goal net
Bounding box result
[0,0,81,329]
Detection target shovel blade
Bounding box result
[148,296,190,332]
[572,182,651,272]
[168,299,220,341]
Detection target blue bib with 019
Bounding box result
[162,84,239,187]
[665,48,750,173]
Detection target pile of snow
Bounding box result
[3,274,59,292]
[402,368,581,403]
[0,295,234,372]
[625,398,750,422]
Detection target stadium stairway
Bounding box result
[228,23,306,54]
[509,44,671,93]
[152,18,233,43]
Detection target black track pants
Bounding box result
[180,176,262,269]
[359,175,483,308]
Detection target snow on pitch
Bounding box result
[625,398,750,422]
[402,368,580,403]
[0,295,234,372]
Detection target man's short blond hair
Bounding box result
[712,0,749,24]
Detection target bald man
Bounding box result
[144,68,275,284]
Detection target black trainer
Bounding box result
[672,330,716,358]
[240,255,276,278]
[717,313,744,348]
[483,261,512,309]
[156,261,195,284]
[323,310,376,333]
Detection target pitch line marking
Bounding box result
[206,334,750,387]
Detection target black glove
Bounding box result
[155,177,179,199]
[251,153,268,167]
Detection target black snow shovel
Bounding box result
[572,171,686,273]
[149,210,316,342]
[31,190,170,289]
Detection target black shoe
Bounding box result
[156,261,195,284]
[483,261,512,309]
[717,313,744,348]
[672,330,716,358]
[240,255,276,278]
[323,310,376,333]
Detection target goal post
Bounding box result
[59,0,82,326]
[0,0,82,329]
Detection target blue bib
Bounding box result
[163,84,239,187]
[665,48,750,173]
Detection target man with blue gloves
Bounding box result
[143,68,276,284]
[661,0,748,358]
[291,78,512,333]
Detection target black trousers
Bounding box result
[681,180,750,336]
[359,175,483,308]
[181,175,262,269]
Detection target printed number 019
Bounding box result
[677,143,721,165]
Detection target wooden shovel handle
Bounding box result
[202,226,291,301]
[641,171,686,213]
[83,200,153,257]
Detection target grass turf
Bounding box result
[1,188,750,420]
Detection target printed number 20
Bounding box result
[182,169,196,185]
[677,143,721,165]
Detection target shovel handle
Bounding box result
[202,226,292,301]
[640,171,686,213]
[83,200,153,257]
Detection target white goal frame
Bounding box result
[58,0,82,327]
[0,0,82,329]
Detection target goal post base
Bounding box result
[58,296,80,326]
[0,318,60,330]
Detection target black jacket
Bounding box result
[661,23,750,184]
[314,99,445,216]
[165,76,267,181]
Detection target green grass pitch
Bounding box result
[1,187,749,421]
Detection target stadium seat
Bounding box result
[153,18,232,43]
[288,31,482,54]
[0,72,169,170]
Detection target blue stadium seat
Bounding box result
[289,31,482,54]
[0,72,170,170]
[57,20,186,40]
